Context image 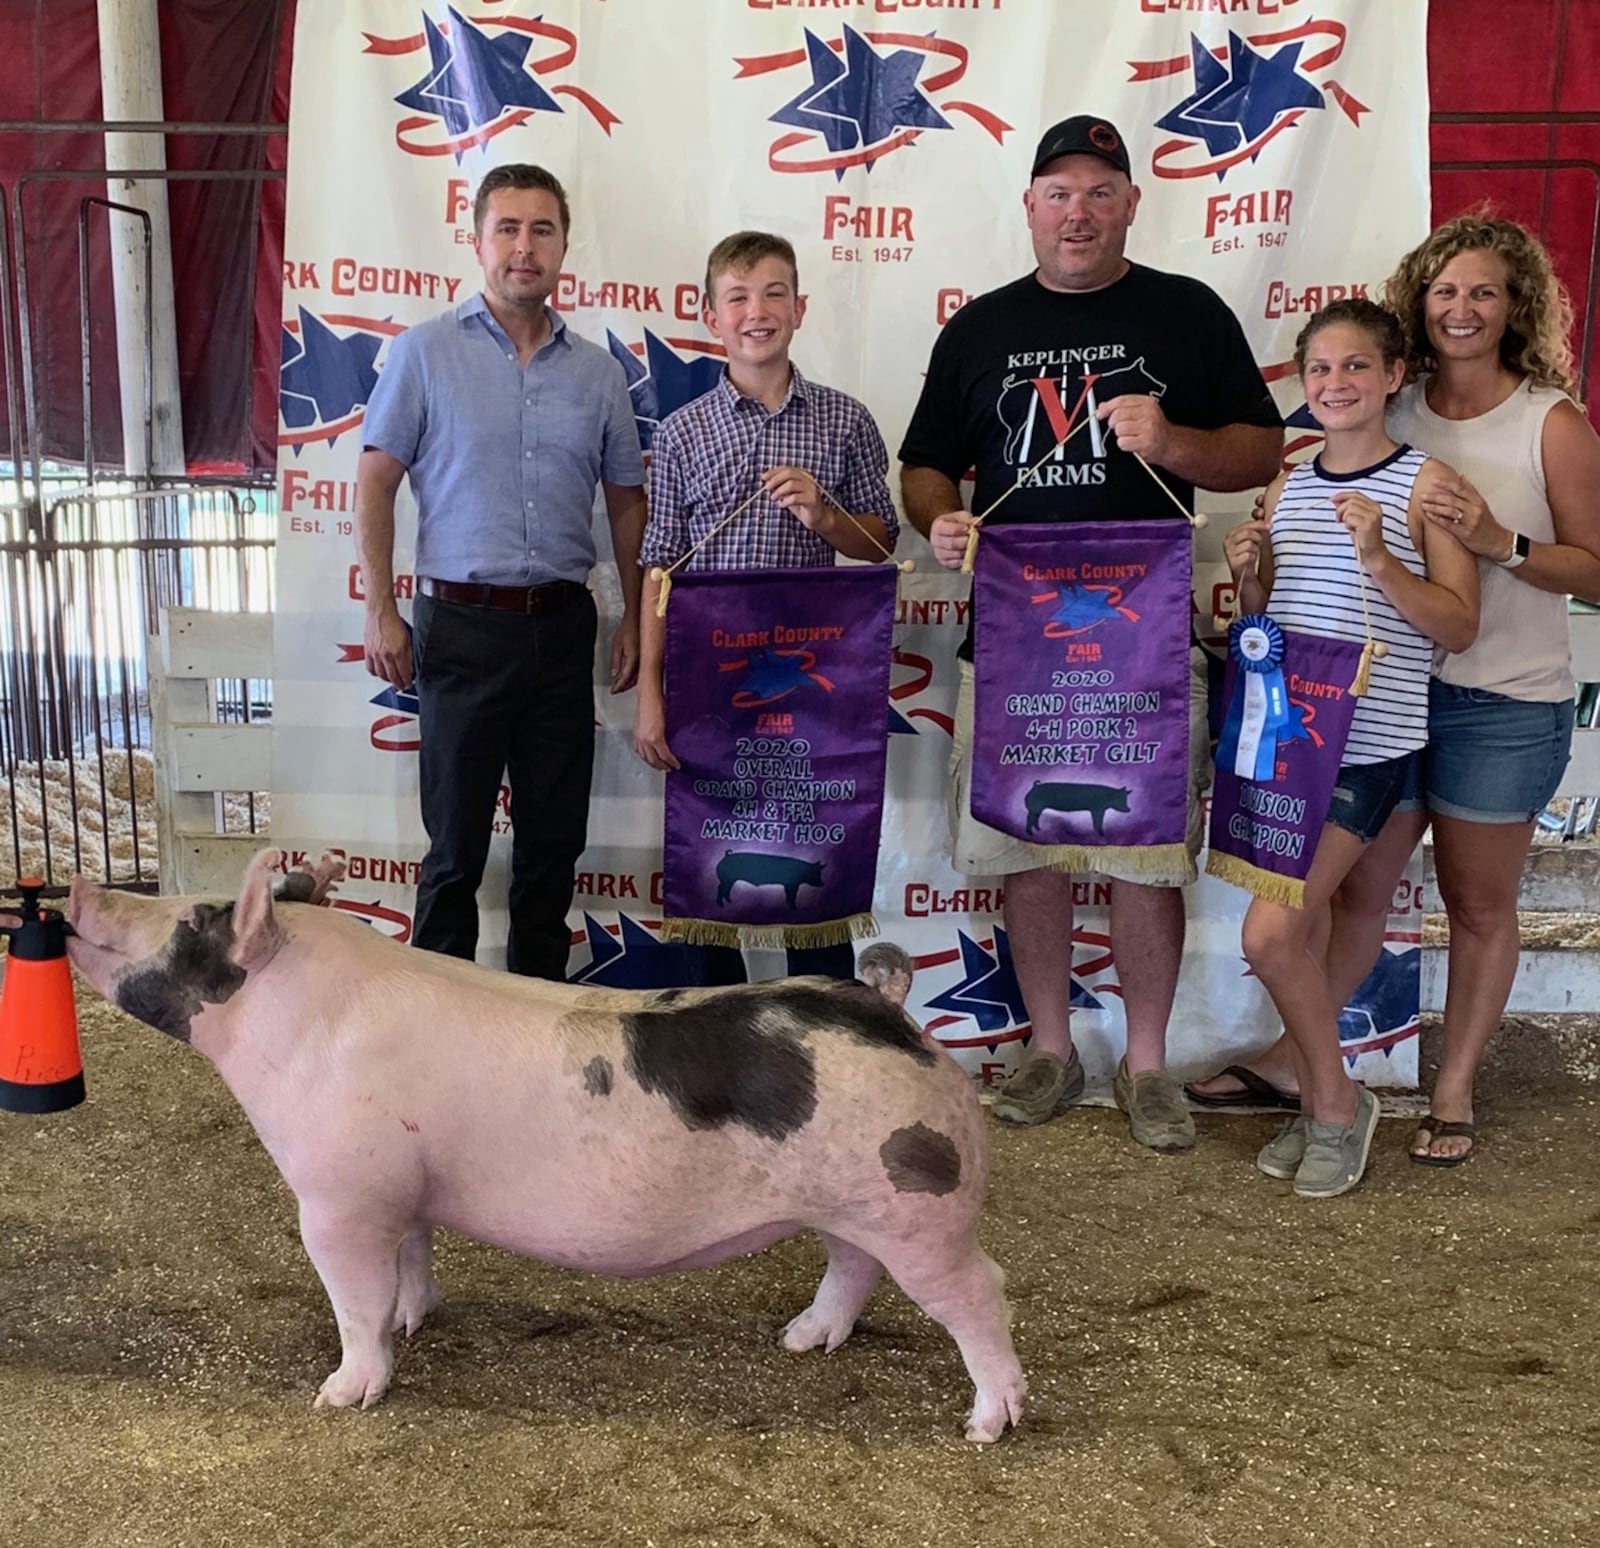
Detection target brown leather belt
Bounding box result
[418,577,587,614]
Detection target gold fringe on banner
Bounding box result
[1204,849,1308,909]
[1036,842,1192,878]
[659,913,879,952]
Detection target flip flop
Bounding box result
[1183,1064,1301,1112]
[1411,1115,1476,1168]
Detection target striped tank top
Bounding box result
[1267,445,1430,764]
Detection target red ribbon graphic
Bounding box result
[1128,19,1348,82]
[1151,107,1309,179]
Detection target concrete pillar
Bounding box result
[97,0,185,478]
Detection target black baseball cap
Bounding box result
[1031,115,1131,179]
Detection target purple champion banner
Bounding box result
[1205,615,1364,908]
[972,520,1193,872]
[660,565,896,949]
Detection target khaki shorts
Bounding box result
[948,650,1211,887]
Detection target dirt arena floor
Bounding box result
[2,994,1597,1548]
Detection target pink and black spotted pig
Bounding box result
[66,852,1025,1442]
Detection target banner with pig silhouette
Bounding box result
[970,520,1193,874]
[659,566,896,949]
[1205,615,1364,908]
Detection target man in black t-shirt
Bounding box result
[899,114,1282,1150]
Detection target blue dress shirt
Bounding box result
[363,293,645,586]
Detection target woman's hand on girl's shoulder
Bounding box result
[1415,460,1501,554]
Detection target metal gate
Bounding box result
[1,483,274,889]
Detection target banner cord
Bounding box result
[961,419,1205,574]
[651,471,907,618]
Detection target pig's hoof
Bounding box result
[964,1386,1025,1444]
[781,1309,855,1355]
[313,1363,392,1411]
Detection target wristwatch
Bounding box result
[1498,530,1531,569]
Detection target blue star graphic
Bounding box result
[926,926,1101,1036]
[770,26,949,177]
[1156,34,1233,153]
[606,330,723,451]
[279,308,382,433]
[771,30,856,155]
[1158,31,1323,167]
[1338,946,1419,1047]
[570,913,703,989]
[369,682,420,717]
[888,704,917,735]
[394,6,561,149]
[803,26,951,152]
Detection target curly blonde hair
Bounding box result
[1379,212,1577,396]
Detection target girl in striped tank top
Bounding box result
[1223,299,1480,1198]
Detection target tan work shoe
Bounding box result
[1293,1084,1379,1198]
[992,1048,1086,1126]
[1256,1115,1308,1179]
[1113,1057,1196,1152]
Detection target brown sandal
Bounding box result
[1411,1115,1476,1168]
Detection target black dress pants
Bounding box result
[411,590,596,980]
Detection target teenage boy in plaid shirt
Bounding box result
[633,230,899,977]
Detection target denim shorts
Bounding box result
[1426,679,1575,824]
[1326,750,1424,842]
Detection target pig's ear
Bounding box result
[230,850,287,971]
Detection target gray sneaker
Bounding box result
[1256,1115,1308,1179]
[1293,1085,1380,1198]
[1112,1059,1197,1152]
[992,1048,1085,1126]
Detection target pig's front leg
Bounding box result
[301,1204,403,1410]
[393,1225,440,1336]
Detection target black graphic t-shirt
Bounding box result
[900,264,1280,525]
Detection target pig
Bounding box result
[714,849,824,911]
[66,851,1025,1442]
[1023,779,1131,837]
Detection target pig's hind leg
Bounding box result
[782,1232,884,1354]
[393,1225,441,1336]
[878,1237,1025,1444]
[301,1204,405,1410]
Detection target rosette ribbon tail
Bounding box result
[1216,614,1289,783]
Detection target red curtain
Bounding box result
[0,0,288,474]
[1429,0,1600,417]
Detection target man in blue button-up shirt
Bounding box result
[355,163,647,981]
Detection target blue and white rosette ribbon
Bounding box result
[1217,613,1290,782]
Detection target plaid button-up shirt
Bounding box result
[640,367,898,574]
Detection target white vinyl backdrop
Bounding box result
[273,0,1431,1090]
